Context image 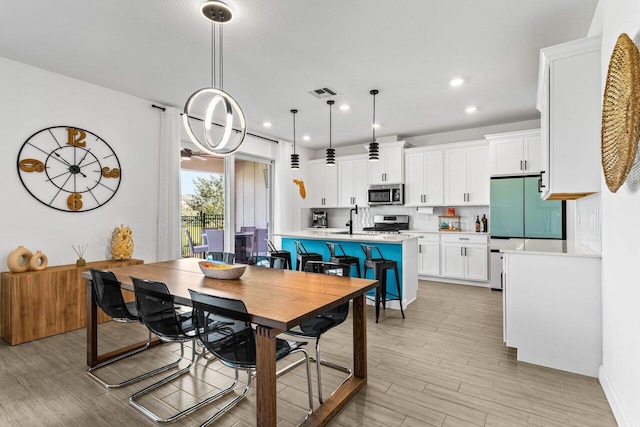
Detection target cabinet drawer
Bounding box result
[417,233,440,243]
[440,234,488,244]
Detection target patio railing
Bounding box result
[181,213,224,257]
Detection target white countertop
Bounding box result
[275,229,418,243]
[496,239,601,258]
[402,229,490,236]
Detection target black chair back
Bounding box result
[360,244,385,261]
[303,261,349,276]
[248,255,285,269]
[89,269,138,321]
[295,241,311,255]
[206,251,235,264]
[189,289,256,368]
[132,277,189,341]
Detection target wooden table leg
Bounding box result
[86,279,99,367]
[256,325,279,427]
[352,293,367,379]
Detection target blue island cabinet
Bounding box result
[280,234,418,312]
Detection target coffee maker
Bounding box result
[312,210,328,228]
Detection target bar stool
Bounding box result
[326,242,361,277]
[294,241,323,271]
[266,239,292,270]
[360,244,405,323]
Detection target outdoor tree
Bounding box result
[184,175,224,214]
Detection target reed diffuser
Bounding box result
[73,244,88,266]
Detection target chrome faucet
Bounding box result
[346,205,358,235]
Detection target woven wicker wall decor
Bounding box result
[601,33,640,192]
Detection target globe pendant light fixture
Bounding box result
[290,109,300,169]
[183,1,246,156]
[368,89,380,161]
[326,100,336,166]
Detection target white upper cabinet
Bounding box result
[444,141,489,205]
[367,141,405,184]
[404,148,444,206]
[306,159,338,208]
[486,129,542,176]
[337,155,368,208]
[537,36,601,200]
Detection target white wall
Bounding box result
[0,57,161,268]
[593,2,640,426]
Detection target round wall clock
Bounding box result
[16,126,121,212]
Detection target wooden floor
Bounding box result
[0,280,617,426]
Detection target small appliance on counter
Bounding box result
[362,215,409,234]
[311,210,328,228]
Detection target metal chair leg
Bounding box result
[312,336,352,405]
[129,341,237,423]
[87,330,181,389]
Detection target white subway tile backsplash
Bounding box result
[575,193,601,253]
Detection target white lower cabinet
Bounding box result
[415,232,488,282]
[439,234,488,281]
[418,235,440,276]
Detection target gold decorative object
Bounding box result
[601,33,640,192]
[73,244,88,266]
[29,250,48,271]
[7,246,33,273]
[293,179,306,199]
[110,224,134,260]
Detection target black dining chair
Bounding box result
[248,255,286,269]
[206,251,235,264]
[266,238,292,269]
[189,289,314,426]
[86,269,179,389]
[129,278,236,423]
[283,261,353,404]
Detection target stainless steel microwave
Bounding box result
[368,184,404,205]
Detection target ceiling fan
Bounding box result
[180,148,211,161]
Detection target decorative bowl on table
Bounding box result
[198,260,246,280]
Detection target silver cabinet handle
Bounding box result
[459,237,469,240]
[419,245,422,253]
[520,160,523,171]
[465,247,468,256]
[524,160,528,170]
[460,247,464,256]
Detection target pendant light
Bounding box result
[368,89,380,161]
[183,1,247,156]
[290,109,300,169]
[326,100,336,166]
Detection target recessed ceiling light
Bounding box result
[339,104,350,111]
[262,121,272,128]
[372,123,381,129]
[302,135,310,141]
[450,78,464,87]
[465,106,477,113]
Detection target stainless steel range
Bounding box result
[362,215,410,234]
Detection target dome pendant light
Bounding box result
[290,109,300,169]
[326,100,336,166]
[368,89,380,161]
[183,1,247,156]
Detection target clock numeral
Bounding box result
[101,167,120,178]
[67,193,83,211]
[19,158,45,173]
[66,128,87,147]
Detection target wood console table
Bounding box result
[1,259,142,345]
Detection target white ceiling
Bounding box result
[0,1,598,149]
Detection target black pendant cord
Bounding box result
[293,110,297,154]
[329,102,332,150]
[211,20,214,88]
[372,91,376,143]
[220,22,224,91]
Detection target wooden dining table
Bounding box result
[84,258,378,426]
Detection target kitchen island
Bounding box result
[274,230,419,311]
[501,240,601,376]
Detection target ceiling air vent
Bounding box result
[308,87,339,99]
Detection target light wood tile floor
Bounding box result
[0,280,617,426]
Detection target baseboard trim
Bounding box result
[599,364,632,427]
[419,276,489,288]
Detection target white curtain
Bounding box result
[156,106,182,261]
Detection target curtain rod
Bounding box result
[151,104,278,144]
